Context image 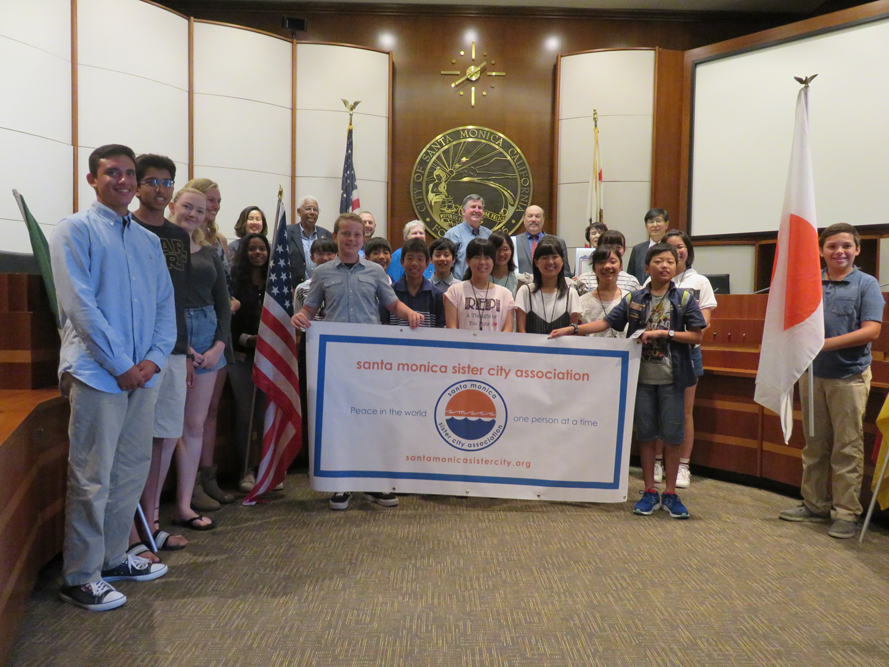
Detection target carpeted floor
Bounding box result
[10,469,889,667]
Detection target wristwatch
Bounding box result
[571,323,579,335]
[668,329,675,338]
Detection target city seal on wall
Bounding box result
[434,380,508,452]
[411,126,533,238]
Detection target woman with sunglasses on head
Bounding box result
[168,187,231,531]
[183,178,237,510]
[515,238,581,335]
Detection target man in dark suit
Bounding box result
[511,205,571,277]
[286,195,334,288]
[626,207,669,284]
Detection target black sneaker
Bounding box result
[59,580,126,611]
[330,492,352,510]
[365,492,399,507]
[101,554,168,582]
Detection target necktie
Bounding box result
[471,227,480,236]
[530,234,539,257]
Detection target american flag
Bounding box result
[244,197,302,504]
[339,122,360,213]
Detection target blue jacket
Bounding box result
[605,283,707,389]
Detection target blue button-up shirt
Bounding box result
[300,223,319,279]
[305,256,398,324]
[443,221,492,281]
[815,266,885,379]
[50,201,176,393]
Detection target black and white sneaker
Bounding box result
[101,553,168,582]
[59,580,126,611]
[329,492,352,510]
[365,492,399,507]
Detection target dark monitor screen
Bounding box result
[704,274,731,295]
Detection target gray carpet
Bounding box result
[10,470,889,666]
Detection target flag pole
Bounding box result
[807,364,815,437]
[859,448,889,542]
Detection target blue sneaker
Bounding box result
[634,490,661,515]
[661,492,690,519]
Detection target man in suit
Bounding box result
[286,195,334,288]
[511,205,571,277]
[626,208,669,284]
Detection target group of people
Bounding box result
[49,143,881,614]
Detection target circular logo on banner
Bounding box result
[434,380,508,451]
[410,126,533,239]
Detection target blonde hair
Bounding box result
[170,187,209,246]
[184,178,221,242]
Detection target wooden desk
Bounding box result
[696,294,889,500]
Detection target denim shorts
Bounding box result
[635,382,685,446]
[690,345,704,377]
[186,305,227,375]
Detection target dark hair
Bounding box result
[232,233,270,289]
[489,232,516,272]
[591,244,623,271]
[233,206,268,238]
[664,229,695,267]
[463,238,496,280]
[310,237,337,256]
[585,222,608,245]
[365,237,392,257]
[135,154,176,182]
[401,237,430,263]
[430,237,457,260]
[597,230,627,249]
[644,208,669,224]
[88,144,136,177]
[645,242,678,266]
[819,222,860,249]
[531,238,568,297]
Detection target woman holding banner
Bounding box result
[515,238,581,335]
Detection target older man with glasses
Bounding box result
[286,195,334,288]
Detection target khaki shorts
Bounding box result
[153,354,187,439]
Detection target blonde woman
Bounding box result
[184,178,237,508]
[170,187,230,530]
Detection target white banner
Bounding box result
[306,323,640,502]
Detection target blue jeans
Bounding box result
[635,382,685,446]
[185,305,227,375]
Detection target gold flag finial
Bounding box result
[794,74,818,87]
[593,109,598,128]
[342,99,362,127]
[277,185,283,201]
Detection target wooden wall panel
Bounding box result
[0,393,67,667]
[163,2,788,241]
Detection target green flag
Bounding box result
[13,190,60,328]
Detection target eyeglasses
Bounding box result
[139,178,174,188]
[646,217,665,225]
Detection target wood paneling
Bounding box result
[0,394,68,667]
[651,48,684,221]
[164,1,788,241]
[1,275,60,390]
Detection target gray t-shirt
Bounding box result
[639,292,673,385]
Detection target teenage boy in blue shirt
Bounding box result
[292,213,423,510]
[551,243,706,518]
[780,223,883,539]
